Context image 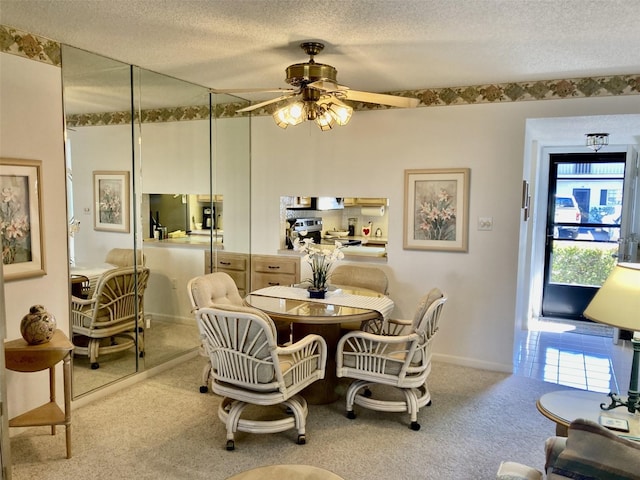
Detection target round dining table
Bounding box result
[245,285,389,404]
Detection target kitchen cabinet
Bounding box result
[251,255,300,290]
[343,197,387,206]
[205,251,249,296]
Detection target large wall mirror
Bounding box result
[62,45,250,398]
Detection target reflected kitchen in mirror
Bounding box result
[145,193,223,245]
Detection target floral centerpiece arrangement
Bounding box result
[293,236,344,298]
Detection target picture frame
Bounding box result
[93,170,130,233]
[404,168,470,252]
[1,158,46,280]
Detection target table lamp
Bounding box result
[583,262,640,413]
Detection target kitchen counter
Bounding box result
[278,244,387,262]
[144,236,223,248]
[321,234,387,245]
[190,229,223,236]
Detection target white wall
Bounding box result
[0,53,68,419]
[68,125,134,266]
[251,95,640,372]
[141,120,210,194]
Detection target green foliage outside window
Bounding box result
[551,245,616,286]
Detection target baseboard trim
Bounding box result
[433,353,513,374]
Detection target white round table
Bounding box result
[226,464,344,480]
[537,389,640,439]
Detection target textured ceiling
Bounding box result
[2,0,639,143]
[2,0,640,93]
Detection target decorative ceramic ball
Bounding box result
[20,305,57,345]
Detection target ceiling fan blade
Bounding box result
[307,80,349,92]
[343,90,419,108]
[236,93,297,113]
[210,87,295,94]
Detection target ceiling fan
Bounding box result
[212,42,419,130]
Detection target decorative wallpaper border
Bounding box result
[0,25,61,66]
[2,24,639,127]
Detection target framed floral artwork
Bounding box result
[93,170,130,233]
[1,158,46,280]
[403,168,470,252]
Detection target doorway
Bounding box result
[541,152,626,320]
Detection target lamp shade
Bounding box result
[583,263,640,330]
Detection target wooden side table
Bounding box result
[4,329,74,458]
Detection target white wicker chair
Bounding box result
[187,272,245,393]
[71,266,149,369]
[336,288,446,430]
[196,304,327,450]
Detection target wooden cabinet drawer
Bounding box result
[215,254,247,271]
[252,256,297,275]
[250,255,300,291]
[204,251,249,295]
[205,251,247,272]
[252,272,297,289]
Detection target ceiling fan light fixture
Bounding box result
[315,108,335,131]
[586,133,609,152]
[273,101,306,128]
[236,40,419,131]
[326,102,353,126]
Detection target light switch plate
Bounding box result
[478,217,493,231]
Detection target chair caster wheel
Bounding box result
[199,385,209,393]
[226,440,235,451]
[363,388,372,398]
[139,351,145,358]
[297,434,306,445]
[410,421,421,431]
[347,411,356,420]
[426,400,432,407]
[91,362,99,370]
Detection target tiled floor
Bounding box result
[513,318,634,395]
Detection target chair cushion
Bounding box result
[330,265,388,295]
[105,248,144,267]
[412,288,442,330]
[548,418,640,480]
[191,272,243,308]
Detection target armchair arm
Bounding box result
[337,330,420,374]
[71,294,96,307]
[339,329,418,347]
[544,436,567,475]
[276,333,328,374]
[276,333,327,357]
[363,317,411,335]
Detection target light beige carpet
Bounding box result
[72,318,200,395]
[9,357,569,479]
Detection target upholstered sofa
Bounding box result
[497,418,640,480]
